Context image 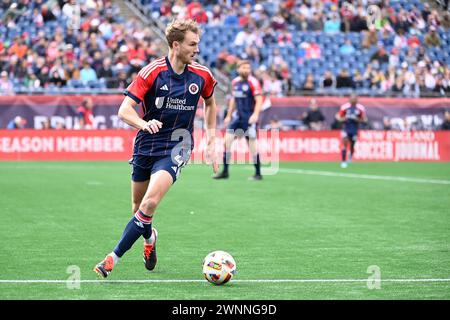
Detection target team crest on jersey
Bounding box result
[155,96,165,109]
[188,83,199,95]
[241,84,249,92]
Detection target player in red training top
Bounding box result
[93,19,219,278]
[335,93,367,168]
[213,60,263,180]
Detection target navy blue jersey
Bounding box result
[231,75,262,121]
[338,102,366,135]
[124,57,217,157]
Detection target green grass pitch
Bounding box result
[0,161,449,299]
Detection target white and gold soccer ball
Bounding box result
[202,250,236,285]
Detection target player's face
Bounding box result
[238,63,251,79]
[176,31,200,65]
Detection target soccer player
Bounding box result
[93,19,218,278]
[335,93,367,168]
[213,60,263,180]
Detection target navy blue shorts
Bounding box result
[341,130,357,142]
[129,154,186,183]
[227,118,257,139]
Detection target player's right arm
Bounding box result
[223,97,235,128]
[335,103,347,122]
[118,96,162,134]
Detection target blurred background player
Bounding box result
[93,19,218,278]
[77,97,94,129]
[213,59,263,180]
[335,93,367,168]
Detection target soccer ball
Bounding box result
[202,250,236,285]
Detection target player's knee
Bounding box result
[139,197,159,214]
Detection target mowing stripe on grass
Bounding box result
[1,279,450,284]
[274,168,450,185]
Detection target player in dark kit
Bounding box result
[213,60,263,180]
[335,93,367,168]
[93,19,219,278]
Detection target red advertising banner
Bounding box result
[1,130,449,162]
[1,95,449,130]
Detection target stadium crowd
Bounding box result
[0,0,162,93]
[143,0,450,97]
[1,0,450,97]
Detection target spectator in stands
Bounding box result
[424,26,441,47]
[302,74,315,91]
[303,99,325,131]
[25,73,41,89]
[49,70,67,87]
[350,7,367,32]
[234,25,258,47]
[79,60,98,86]
[441,110,450,130]
[336,69,354,89]
[0,71,14,95]
[7,116,26,129]
[370,43,389,65]
[40,117,53,130]
[307,12,324,31]
[8,36,28,60]
[110,69,129,89]
[362,25,378,49]
[339,39,355,55]
[320,70,335,89]
[427,9,441,30]
[389,47,400,68]
[393,28,408,48]
[277,28,293,47]
[98,57,114,88]
[62,0,81,29]
[421,3,432,22]
[324,13,340,34]
[262,72,283,96]
[383,117,392,130]
[77,97,94,129]
[268,48,285,67]
[353,70,364,89]
[64,61,80,81]
[442,11,450,29]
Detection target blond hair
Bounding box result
[165,19,200,48]
[237,59,251,68]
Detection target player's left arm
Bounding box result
[248,76,263,125]
[359,105,368,123]
[204,95,219,174]
[249,94,263,125]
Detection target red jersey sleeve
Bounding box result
[125,58,166,103]
[201,68,217,99]
[125,74,152,103]
[357,104,366,119]
[188,63,217,98]
[338,103,349,118]
[248,76,263,96]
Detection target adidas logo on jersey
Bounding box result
[160,84,169,91]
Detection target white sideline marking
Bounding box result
[0,279,449,284]
[274,168,450,185]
